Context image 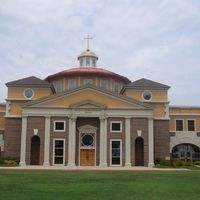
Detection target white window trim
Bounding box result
[175,119,184,132]
[186,119,196,132]
[142,90,152,102]
[53,138,65,166]
[110,139,122,167]
[110,121,122,133]
[54,120,66,132]
[23,88,34,100]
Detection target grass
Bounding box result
[0,170,200,200]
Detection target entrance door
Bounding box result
[30,136,40,165]
[80,149,95,166]
[135,137,144,166]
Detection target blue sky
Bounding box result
[0,0,200,105]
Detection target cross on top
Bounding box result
[84,34,93,50]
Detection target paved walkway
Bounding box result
[0,166,189,171]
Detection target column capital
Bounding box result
[69,116,77,121]
[125,116,132,120]
[44,115,51,119]
[99,116,107,121]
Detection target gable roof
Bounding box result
[6,76,54,89]
[122,78,170,91]
[23,84,152,109]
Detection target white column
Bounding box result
[67,116,76,166]
[43,116,51,165]
[99,117,107,167]
[125,117,131,167]
[19,116,27,166]
[148,118,154,167]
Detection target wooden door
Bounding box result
[80,149,95,166]
[30,136,40,165]
[135,137,144,166]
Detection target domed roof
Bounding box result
[78,49,98,59]
[45,67,131,83]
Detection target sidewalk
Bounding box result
[0,165,189,171]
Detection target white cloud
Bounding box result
[0,0,200,105]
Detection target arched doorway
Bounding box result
[172,143,200,162]
[135,137,144,166]
[30,136,40,165]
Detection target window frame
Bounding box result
[175,119,184,132]
[83,79,93,86]
[23,88,34,99]
[68,79,77,90]
[100,79,109,90]
[110,121,122,133]
[53,138,65,165]
[110,139,122,166]
[54,121,66,132]
[186,119,196,132]
[142,90,152,101]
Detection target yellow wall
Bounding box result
[170,107,200,115]
[153,104,165,118]
[8,87,52,99]
[0,104,5,129]
[10,102,23,116]
[124,89,168,102]
[39,89,138,108]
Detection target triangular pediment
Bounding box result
[24,85,152,110]
[69,99,107,109]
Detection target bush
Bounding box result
[3,160,17,165]
[154,158,170,166]
[194,161,200,165]
[0,158,4,164]
[170,159,190,167]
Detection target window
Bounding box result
[113,82,122,93]
[81,133,95,147]
[53,139,65,165]
[187,120,195,131]
[80,58,83,66]
[83,79,93,86]
[110,121,122,132]
[54,81,62,93]
[86,57,90,66]
[92,59,96,67]
[24,88,34,99]
[100,80,109,90]
[110,140,122,166]
[68,79,76,90]
[54,121,66,132]
[142,91,152,101]
[176,119,183,131]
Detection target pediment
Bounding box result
[69,99,106,109]
[24,85,152,110]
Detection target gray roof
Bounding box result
[6,76,52,87]
[124,78,170,89]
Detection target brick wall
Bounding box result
[154,120,170,159]
[4,118,21,161]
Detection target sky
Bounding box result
[0,0,200,105]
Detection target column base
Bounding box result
[43,162,50,166]
[148,163,155,167]
[99,163,108,167]
[19,161,26,166]
[125,163,132,167]
[67,163,76,167]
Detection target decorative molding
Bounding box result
[78,124,98,134]
[33,129,38,136]
[137,130,142,137]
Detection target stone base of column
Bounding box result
[148,163,155,167]
[99,163,108,167]
[19,161,26,166]
[125,163,132,167]
[43,162,50,166]
[67,163,76,167]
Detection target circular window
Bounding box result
[82,134,94,146]
[24,88,34,99]
[142,91,152,101]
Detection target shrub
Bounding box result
[170,159,187,167]
[154,158,170,166]
[194,161,200,165]
[4,160,17,165]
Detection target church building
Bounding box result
[0,40,200,167]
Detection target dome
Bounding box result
[78,49,98,60]
[45,67,131,84]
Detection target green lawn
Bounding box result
[0,170,200,200]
